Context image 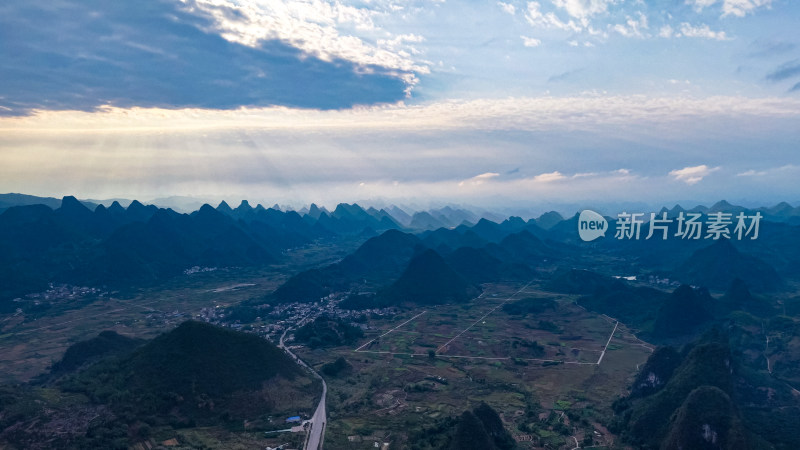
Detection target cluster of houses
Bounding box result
[15,283,107,305]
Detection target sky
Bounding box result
[1,0,799,212]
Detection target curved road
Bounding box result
[279,329,327,450]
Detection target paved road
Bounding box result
[306,376,327,450]
[279,329,327,450]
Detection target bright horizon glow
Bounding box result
[1,0,799,210]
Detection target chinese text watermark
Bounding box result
[578,210,762,242]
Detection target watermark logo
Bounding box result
[578,210,608,242]
[577,210,762,241]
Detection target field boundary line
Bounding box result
[354,310,427,352]
[596,320,619,365]
[354,350,597,365]
[436,281,534,354]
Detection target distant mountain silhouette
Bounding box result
[4,196,799,316]
[271,229,421,303]
[651,285,714,341]
[123,199,159,223]
[106,200,125,215]
[310,202,400,234]
[409,211,447,230]
[272,223,554,305]
[385,205,412,226]
[675,239,782,292]
[3,196,427,307]
[469,218,511,243]
[95,206,275,283]
[0,199,317,306]
[378,249,480,306]
[215,200,234,215]
[545,269,615,294]
[421,227,489,251]
[50,330,144,375]
[270,267,348,304]
[338,229,422,279]
[306,203,327,219]
[0,193,96,213]
[578,280,669,327]
[496,230,550,261]
[534,211,564,229]
[431,206,481,228]
[757,201,800,225]
[445,247,504,283]
[719,278,774,317]
[365,207,402,227]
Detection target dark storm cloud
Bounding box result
[0,0,408,116]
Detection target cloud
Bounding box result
[525,2,581,31]
[184,0,429,79]
[532,171,567,182]
[685,0,772,17]
[459,172,501,186]
[378,34,427,50]
[612,12,649,38]
[737,164,799,176]
[498,2,516,15]
[521,36,543,47]
[524,1,618,35]
[669,165,720,184]
[0,0,413,116]
[721,0,772,17]
[2,99,797,207]
[4,96,799,134]
[657,22,731,41]
[552,0,614,20]
[687,0,719,12]
[678,22,730,40]
[522,1,744,43]
[737,169,767,176]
